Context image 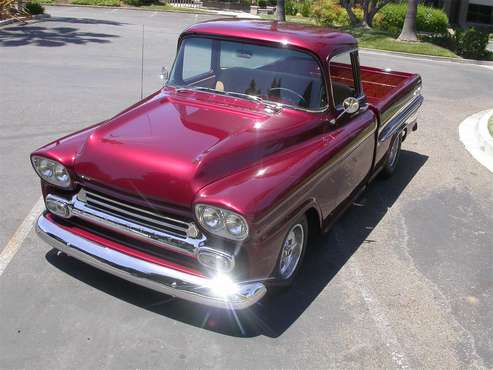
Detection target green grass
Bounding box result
[36,0,54,4]
[347,28,458,58]
[488,115,493,137]
[262,15,458,58]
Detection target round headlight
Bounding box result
[202,207,222,229]
[54,164,70,183]
[195,204,248,241]
[225,214,247,236]
[39,159,53,177]
[31,156,72,188]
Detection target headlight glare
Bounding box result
[195,204,248,240]
[31,156,72,188]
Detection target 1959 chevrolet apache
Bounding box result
[32,19,423,310]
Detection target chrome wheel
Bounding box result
[388,136,400,167]
[279,224,304,280]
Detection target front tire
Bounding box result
[380,133,402,179]
[271,215,308,288]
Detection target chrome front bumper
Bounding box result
[36,213,266,310]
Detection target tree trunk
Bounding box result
[361,1,371,28]
[398,0,418,42]
[276,0,285,22]
[341,1,359,27]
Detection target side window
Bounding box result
[329,52,357,108]
[182,38,212,81]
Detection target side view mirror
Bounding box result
[330,97,360,125]
[343,97,360,114]
[160,67,169,84]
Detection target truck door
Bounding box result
[318,50,377,218]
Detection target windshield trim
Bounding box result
[166,34,330,114]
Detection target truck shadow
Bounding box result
[0,17,121,47]
[46,149,428,338]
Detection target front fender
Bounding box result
[195,135,326,242]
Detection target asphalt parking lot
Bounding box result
[1,6,492,369]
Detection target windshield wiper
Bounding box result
[175,86,283,111]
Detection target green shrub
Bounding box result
[455,27,489,59]
[299,1,311,17]
[257,0,266,7]
[311,0,348,26]
[122,0,157,5]
[423,32,456,51]
[285,0,297,15]
[71,0,120,5]
[25,2,44,14]
[311,1,365,27]
[375,3,449,35]
[267,0,277,6]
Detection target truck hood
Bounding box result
[74,90,319,207]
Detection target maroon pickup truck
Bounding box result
[32,20,423,310]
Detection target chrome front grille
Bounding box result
[71,188,204,257]
[80,189,190,238]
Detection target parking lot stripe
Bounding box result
[0,197,45,277]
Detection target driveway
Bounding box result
[0,6,492,369]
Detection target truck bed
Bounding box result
[331,63,420,112]
[360,65,420,113]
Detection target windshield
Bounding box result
[168,37,327,110]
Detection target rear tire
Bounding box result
[380,133,402,179]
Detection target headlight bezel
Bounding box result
[31,155,72,188]
[194,204,249,241]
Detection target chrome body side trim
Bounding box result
[36,214,266,310]
[378,94,423,142]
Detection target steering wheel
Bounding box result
[268,87,307,106]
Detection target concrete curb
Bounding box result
[0,13,50,27]
[459,109,493,173]
[360,48,493,67]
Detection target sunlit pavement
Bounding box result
[1,6,492,368]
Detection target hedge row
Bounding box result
[374,3,449,35]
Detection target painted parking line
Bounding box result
[334,229,411,369]
[0,197,44,277]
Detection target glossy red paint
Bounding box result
[32,20,422,284]
[183,19,357,60]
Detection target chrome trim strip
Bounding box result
[257,119,377,226]
[36,214,266,310]
[378,94,423,142]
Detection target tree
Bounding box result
[277,0,286,21]
[398,0,418,41]
[340,0,393,28]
